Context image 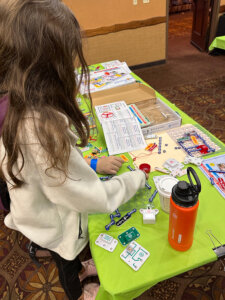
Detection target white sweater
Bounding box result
[0,115,146,260]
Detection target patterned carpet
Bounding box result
[157,75,225,144]
[0,210,69,300]
[168,11,192,39]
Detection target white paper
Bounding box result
[79,64,135,94]
[95,101,133,124]
[95,101,146,155]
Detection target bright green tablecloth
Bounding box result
[209,36,225,51]
[87,74,225,300]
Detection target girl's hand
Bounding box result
[96,156,124,175]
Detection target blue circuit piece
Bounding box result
[149,190,158,203]
[105,220,115,231]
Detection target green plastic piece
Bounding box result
[118,227,140,246]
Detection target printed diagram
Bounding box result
[90,70,127,89]
[120,241,150,271]
[199,154,225,198]
[79,65,135,94]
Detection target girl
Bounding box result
[0,1,147,299]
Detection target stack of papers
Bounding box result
[79,61,136,94]
[95,101,146,155]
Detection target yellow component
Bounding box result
[191,136,198,145]
[145,143,154,150]
[210,163,215,166]
[120,154,129,162]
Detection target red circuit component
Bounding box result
[196,145,208,154]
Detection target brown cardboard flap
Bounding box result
[91,82,156,106]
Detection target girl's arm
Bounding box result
[84,156,124,175]
[35,145,146,214]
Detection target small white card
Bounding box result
[120,241,150,271]
[95,233,118,252]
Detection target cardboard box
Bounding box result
[91,83,182,136]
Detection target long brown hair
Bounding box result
[0,0,91,187]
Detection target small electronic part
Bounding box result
[145,143,154,151]
[120,241,150,271]
[127,165,151,189]
[149,190,158,203]
[191,135,198,145]
[95,233,118,252]
[163,158,184,172]
[118,227,140,246]
[148,144,157,152]
[99,175,113,181]
[105,220,115,231]
[105,209,121,230]
[144,134,158,139]
[158,137,162,154]
[116,209,136,226]
[154,167,170,174]
[110,209,121,220]
[139,208,159,224]
[145,181,152,190]
[196,145,209,154]
[127,165,135,172]
[184,155,203,166]
[170,168,187,178]
[120,154,129,162]
[89,136,97,141]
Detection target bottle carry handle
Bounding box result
[187,167,201,194]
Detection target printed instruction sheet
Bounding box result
[95,101,146,155]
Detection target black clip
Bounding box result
[206,230,225,271]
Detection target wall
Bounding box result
[63,0,167,66]
[63,0,166,31]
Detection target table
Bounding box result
[209,36,225,51]
[86,73,225,300]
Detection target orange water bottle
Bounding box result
[168,167,201,251]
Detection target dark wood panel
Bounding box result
[82,16,166,38]
[191,0,211,51]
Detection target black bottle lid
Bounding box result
[171,167,201,207]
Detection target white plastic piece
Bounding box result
[143,212,155,224]
[144,133,157,139]
[95,233,118,252]
[184,155,203,166]
[163,158,184,172]
[139,208,159,224]
[155,167,170,174]
[133,0,137,4]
